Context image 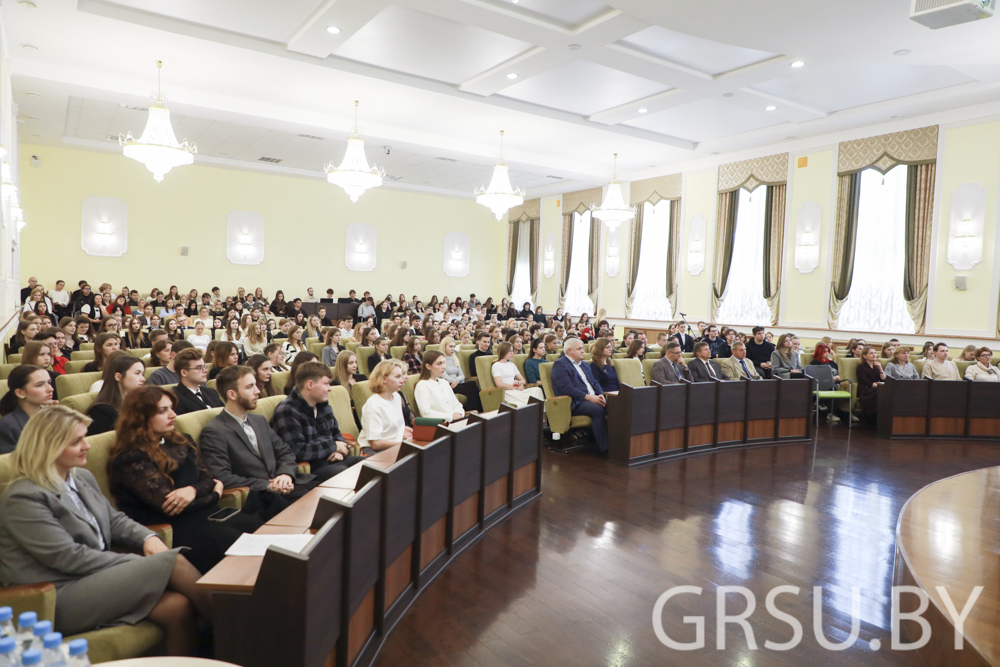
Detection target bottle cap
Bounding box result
[32,620,51,637]
[20,649,42,665]
[0,607,11,622]
[0,637,15,654]
[42,632,62,649]
[67,638,88,656]
[17,611,36,628]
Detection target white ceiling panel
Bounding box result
[476,0,612,29]
[750,62,975,114]
[624,99,784,142]
[617,26,778,76]
[500,60,671,115]
[333,5,533,85]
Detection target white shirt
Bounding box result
[188,333,211,351]
[194,317,214,329]
[50,289,70,306]
[414,378,464,420]
[358,392,406,449]
[570,358,596,395]
[491,360,520,386]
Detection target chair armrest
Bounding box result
[297,462,311,474]
[146,524,173,549]
[0,583,57,622]
[220,486,249,510]
[543,395,573,434]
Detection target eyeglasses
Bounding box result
[188,364,207,372]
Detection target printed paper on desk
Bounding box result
[225,533,314,557]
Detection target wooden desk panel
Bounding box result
[878,378,1000,442]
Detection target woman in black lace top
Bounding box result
[108,385,260,573]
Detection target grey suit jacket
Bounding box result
[689,358,727,382]
[199,411,313,492]
[0,469,152,587]
[0,406,30,455]
[650,357,692,385]
[719,356,762,381]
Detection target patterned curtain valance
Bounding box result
[507,198,540,223]
[630,173,682,205]
[562,187,602,215]
[718,153,788,193]
[838,125,938,175]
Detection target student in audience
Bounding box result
[247,354,278,398]
[0,365,55,454]
[491,342,544,407]
[265,343,290,372]
[880,341,896,359]
[75,315,95,345]
[770,334,803,379]
[437,337,481,410]
[717,329,736,359]
[241,320,266,356]
[467,331,494,379]
[21,341,59,394]
[551,339,607,454]
[845,340,865,358]
[268,291,287,317]
[9,319,40,355]
[283,352,319,396]
[148,340,179,386]
[0,405,211,653]
[745,326,774,378]
[173,348,224,414]
[187,320,211,352]
[209,342,240,380]
[109,385,260,574]
[589,338,620,393]
[651,342,692,385]
[625,339,646,363]
[402,337,423,375]
[959,344,977,362]
[390,326,410,349]
[281,325,306,365]
[194,307,213,329]
[690,341,727,382]
[884,346,919,380]
[720,342,762,381]
[806,343,850,422]
[83,332,122,373]
[965,347,1000,381]
[922,343,960,381]
[367,336,392,375]
[86,356,147,435]
[506,332,525,356]
[322,327,343,366]
[414,351,467,421]
[332,350,367,397]
[124,317,149,349]
[701,325,723,358]
[920,342,935,360]
[523,338,547,386]
[36,329,68,376]
[303,315,321,341]
[857,345,886,420]
[60,317,78,353]
[358,359,413,453]
[270,362,363,476]
[221,318,243,350]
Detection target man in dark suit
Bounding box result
[651,341,693,385]
[670,320,694,353]
[172,348,224,415]
[689,341,727,382]
[200,366,321,520]
[20,276,37,305]
[550,338,608,455]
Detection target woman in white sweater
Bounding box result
[414,350,465,421]
[359,359,412,452]
[965,346,1000,382]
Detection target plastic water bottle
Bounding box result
[27,624,49,656]
[0,637,17,667]
[65,640,88,667]
[19,649,41,666]
[0,608,14,640]
[15,614,36,655]
[40,634,64,667]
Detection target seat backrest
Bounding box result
[838,357,860,385]
[70,351,95,361]
[425,344,441,352]
[457,350,475,380]
[402,375,420,418]
[328,385,358,438]
[512,354,528,380]
[642,358,658,385]
[56,372,103,399]
[956,360,975,378]
[271,371,291,394]
[127,348,148,359]
[80,343,94,351]
[390,346,406,361]
[61,392,97,414]
[144,366,157,380]
[0,380,7,404]
[460,344,476,350]
[346,341,360,353]
[83,431,119,505]
[175,407,224,446]
[65,360,91,374]
[356,346,376,375]
[207,379,217,390]
[0,452,13,496]
[0,364,16,380]
[800,352,814,367]
[612,358,644,387]
[539,362,556,399]
[353,380,374,422]
[476,355,500,390]
[803,364,836,391]
[913,358,927,375]
[308,342,325,358]
[7,354,21,364]
[249,395,285,423]
[611,352,627,359]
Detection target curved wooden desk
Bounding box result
[895,466,1000,666]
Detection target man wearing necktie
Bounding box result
[689,341,728,382]
[172,348,224,415]
[651,341,693,384]
[720,342,762,381]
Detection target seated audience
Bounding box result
[0,405,211,654]
[524,338,547,386]
[247,354,278,398]
[745,326,774,378]
[188,320,212,351]
[209,342,240,380]
[884,346,919,380]
[124,317,149,349]
[880,341,896,359]
[36,329,68,376]
[438,337,481,411]
[589,338,620,393]
[652,342,693,385]
[856,345,886,420]
[20,341,59,396]
[82,332,121,374]
[920,342,935,360]
[86,356,147,435]
[468,331,493,378]
[401,337,423,375]
[9,319,40,355]
[359,359,413,453]
[965,347,999,382]
[367,337,392,375]
[844,340,865,358]
[173,348,224,414]
[414,351,466,421]
[0,365,55,454]
[921,343,960,380]
[109,385,261,574]
[690,341,726,381]
[717,329,736,359]
[720,341,761,380]
[959,344,977,362]
[283,352,319,396]
[625,339,646,363]
[148,340,179,386]
[807,343,849,423]
[550,339,607,455]
[321,327,343,366]
[491,342,544,407]
[265,343,290,372]
[281,325,306,364]
[770,334,803,379]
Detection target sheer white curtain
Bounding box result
[839,166,914,334]
[509,219,532,309]
[716,187,771,326]
[563,211,595,316]
[630,200,673,320]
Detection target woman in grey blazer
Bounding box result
[770,334,803,379]
[0,405,211,655]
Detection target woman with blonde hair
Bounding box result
[281,325,306,364]
[352,322,366,343]
[960,344,977,362]
[439,336,481,410]
[358,359,412,452]
[884,346,919,380]
[770,333,803,379]
[243,320,267,356]
[0,404,211,654]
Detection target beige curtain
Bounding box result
[711,191,740,321]
[624,204,644,316]
[588,215,601,310]
[506,220,519,297]
[528,218,539,302]
[762,184,786,326]
[666,200,680,317]
[558,213,574,308]
[827,172,863,329]
[904,163,935,334]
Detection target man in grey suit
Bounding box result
[689,341,728,382]
[719,342,762,380]
[199,365,319,521]
[651,341,693,384]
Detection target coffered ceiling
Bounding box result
[8,0,1000,198]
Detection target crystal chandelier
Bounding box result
[475,130,524,221]
[325,101,384,203]
[120,61,197,183]
[591,153,636,232]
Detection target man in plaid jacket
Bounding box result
[270,361,364,478]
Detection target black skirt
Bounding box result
[167,505,262,574]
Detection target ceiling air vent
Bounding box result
[436,157,458,162]
[119,104,148,111]
[258,157,282,163]
[385,175,402,181]
[298,134,324,140]
[546,175,563,179]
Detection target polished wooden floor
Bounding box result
[372,425,1000,667]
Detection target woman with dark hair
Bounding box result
[86,356,146,435]
[60,316,78,354]
[9,319,40,355]
[74,315,95,344]
[283,352,319,395]
[322,327,343,366]
[269,291,287,317]
[148,340,178,386]
[20,342,59,397]
[589,338,620,393]
[0,365,55,453]
[83,332,122,373]
[124,316,149,349]
[390,326,410,349]
[402,337,423,375]
[247,354,277,398]
[524,337,547,386]
[164,317,183,342]
[109,386,261,573]
[282,325,306,365]
[414,350,465,421]
[856,345,885,421]
[209,342,240,380]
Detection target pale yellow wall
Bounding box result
[598,225,626,318]
[930,121,1000,334]
[677,169,717,320]
[782,150,834,325]
[536,197,561,308]
[20,144,506,302]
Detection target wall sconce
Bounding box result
[443,232,470,277]
[227,211,265,265]
[687,214,707,276]
[794,201,821,274]
[81,196,128,257]
[543,231,556,278]
[345,222,377,271]
[605,226,621,277]
[947,182,987,271]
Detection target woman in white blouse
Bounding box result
[965,347,1000,382]
[187,320,211,351]
[414,351,465,421]
[491,342,544,408]
[359,359,412,452]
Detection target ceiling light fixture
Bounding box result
[325,100,384,203]
[568,44,581,50]
[765,105,777,111]
[506,73,518,80]
[26,91,40,97]
[326,26,341,34]
[475,130,524,221]
[592,153,636,232]
[895,49,912,56]
[637,108,648,113]
[892,115,905,120]
[722,92,735,98]
[120,61,197,183]
[18,1,37,7]
[791,60,805,68]
[21,44,37,51]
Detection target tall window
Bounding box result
[509,220,532,309]
[838,167,914,334]
[630,200,674,320]
[563,211,595,316]
[716,187,771,326]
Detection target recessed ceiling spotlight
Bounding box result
[894,49,911,56]
[637,108,648,113]
[710,152,719,156]
[326,26,341,34]
[511,0,519,4]
[722,92,735,98]
[18,0,36,7]
[21,44,37,51]
[506,72,518,79]
[892,115,905,120]
[785,136,796,141]
[765,105,777,111]
[26,91,41,97]
[568,44,581,50]
[791,60,805,68]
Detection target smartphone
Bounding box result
[208,507,241,522]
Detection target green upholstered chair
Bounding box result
[345,341,360,353]
[612,358,644,388]
[460,344,476,350]
[271,371,291,394]
[249,395,285,423]
[389,345,406,361]
[837,357,861,412]
[60,392,97,414]
[70,351,96,361]
[352,380,374,423]
[206,379,217,391]
[56,372,103,399]
[956,360,975,378]
[80,343,95,351]
[800,352,814,367]
[803,365,852,429]
[0,380,7,403]
[538,362,590,439]
[329,385,359,440]
[356,346,376,375]
[0,364,16,380]
[401,375,421,418]
[425,344,441,353]
[457,350,478,387]
[512,354,530,385]
[6,354,21,364]
[474,355,505,412]
[611,352,627,359]
[641,359,658,386]
[913,358,927,376]
[64,360,92,374]
[308,342,325,358]
[143,366,157,380]
[127,349,148,359]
